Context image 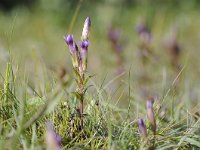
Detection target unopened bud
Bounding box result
[80,41,89,72]
[146,100,156,134]
[81,16,91,41]
[64,35,76,54]
[138,118,147,138]
[64,34,80,68]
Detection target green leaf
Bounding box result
[83,74,95,86]
[73,67,81,80]
[28,97,45,106]
[184,137,200,147]
[72,92,81,100]
[84,85,93,94]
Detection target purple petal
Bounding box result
[138,118,145,128]
[64,34,73,46]
[146,100,153,109]
[80,41,89,49]
[46,122,62,147]
[138,118,147,137]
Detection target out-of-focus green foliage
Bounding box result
[0,0,34,10]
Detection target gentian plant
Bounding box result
[64,17,91,130]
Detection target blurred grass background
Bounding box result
[1,0,200,148]
[0,0,200,102]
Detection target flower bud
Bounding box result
[80,41,89,72]
[64,34,80,68]
[64,35,76,54]
[138,118,147,138]
[45,122,62,150]
[146,100,156,134]
[81,16,91,41]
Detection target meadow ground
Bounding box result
[0,0,200,149]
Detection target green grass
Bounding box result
[1,1,200,149]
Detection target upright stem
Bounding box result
[115,52,122,73]
[79,74,84,130]
[80,93,83,130]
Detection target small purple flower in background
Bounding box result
[136,22,149,34]
[108,26,123,53]
[135,22,152,44]
[146,99,156,134]
[45,122,62,150]
[82,16,91,41]
[138,118,147,138]
[163,28,181,70]
[107,25,124,74]
[135,20,155,77]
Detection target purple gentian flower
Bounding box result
[146,100,156,134]
[79,41,89,72]
[138,118,147,138]
[64,34,78,55]
[64,34,80,68]
[146,99,153,109]
[135,22,152,44]
[136,23,149,34]
[64,34,73,45]
[80,41,89,60]
[80,41,89,51]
